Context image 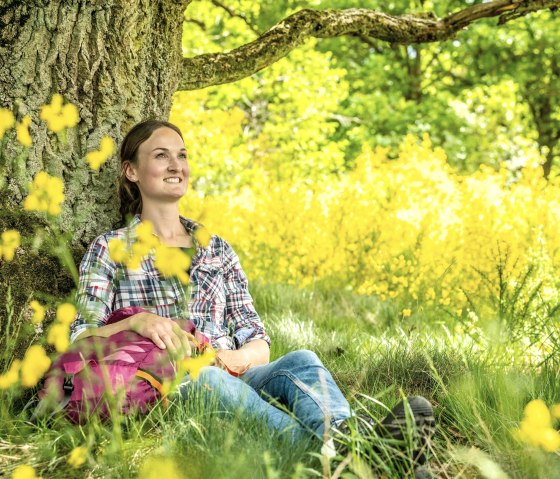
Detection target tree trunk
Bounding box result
[0,0,189,244]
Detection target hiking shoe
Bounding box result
[376,395,436,465]
[334,396,435,466]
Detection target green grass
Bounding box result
[2,281,560,478]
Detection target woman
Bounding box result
[69,119,435,464]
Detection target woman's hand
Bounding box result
[129,311,193,358]
[215,349,251,376]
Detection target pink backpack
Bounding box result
[32,307,211,424]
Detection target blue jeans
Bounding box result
[176,349,352,442]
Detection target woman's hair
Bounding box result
[117,119,184,226]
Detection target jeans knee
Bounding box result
[193,366,228,386]
[282,349,321,367]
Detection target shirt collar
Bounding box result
[128,214,202,251]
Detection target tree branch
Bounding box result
[210,0,261,36]
[180,0,559,90]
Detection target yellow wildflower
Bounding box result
[195,226,212,249]
[179,349,215,380]
[16,115,32,147]
[56,303,77,325]
[154,244,191,284]
[135,221,160,249]
[515,399,560,452]
[138,456,183,479]
[402,308,412,318]
[86,135,115,170]
[47,323,70,353]
[108,238,128,263]
[23,171,64,216]
[0,229,21,261]
[0,107,15,139]
[29,300,46,324]
[132,240,152,259]
[524,399,551,428]
[11,464,41,479]
[551,404,560,419]
[21,345,51,387]
[39,94,79,133]
[0,360,21,389]
[67,446,88,468]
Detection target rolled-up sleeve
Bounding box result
[222,242,270,348]
[69,235,116,342]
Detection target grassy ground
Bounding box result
[1,281,560,478]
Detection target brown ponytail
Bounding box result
[117,119,184,227]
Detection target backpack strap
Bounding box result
[135,368,169,407]
[29,374,75,423]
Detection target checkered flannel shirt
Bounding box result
[69,214,270,350]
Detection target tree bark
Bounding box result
[0,0,189,242]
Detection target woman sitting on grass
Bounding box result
[69,119,435,473]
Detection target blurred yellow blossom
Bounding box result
[11,464,41,479]
[86,136,115,170]
[515,399,560,452]
[0,360,21,389]
[39,94,79,133]
[56,303,77,325]
[195,226,212,249]
[47,323,70,353]
[154,244,191,285]
[551,404,560,419]
[0,108,15,139]
[29,300,46,325]
[20,345,51,387]
[23,171,64,216]
[16,115,32,147]
[402,308,412,318]
[67,446,88,468]
[108,238,128,263]
[178,349,215,380]
[135,221,159,249]
[138,456,183,479]
[0,229,21,261]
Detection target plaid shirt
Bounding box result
[69,214,270,350]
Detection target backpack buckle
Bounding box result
[63,375,74,393]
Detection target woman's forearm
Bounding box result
[240,339,270,366]
[73,314,137,341]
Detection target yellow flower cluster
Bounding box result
[0,229,21,261]
[47,303,77,353]
[514,399,560,452]
[181,134,560,320]
[16,115,32,147]
[86,136,115,170]
[20,345,51,387]
[23,171,65,216]
[0,360,21,389]
[67,446,88,468]
[39,94,79,133]
[0,344,51,389]
[154,244,192,285]
[109,220,193,284]
[29,300,46,324]
[11,465,41,479]
[178,348,215,380]
[0,107,15,139]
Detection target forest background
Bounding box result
[1,1,560,478]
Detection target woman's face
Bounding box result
[125,127,189,205]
